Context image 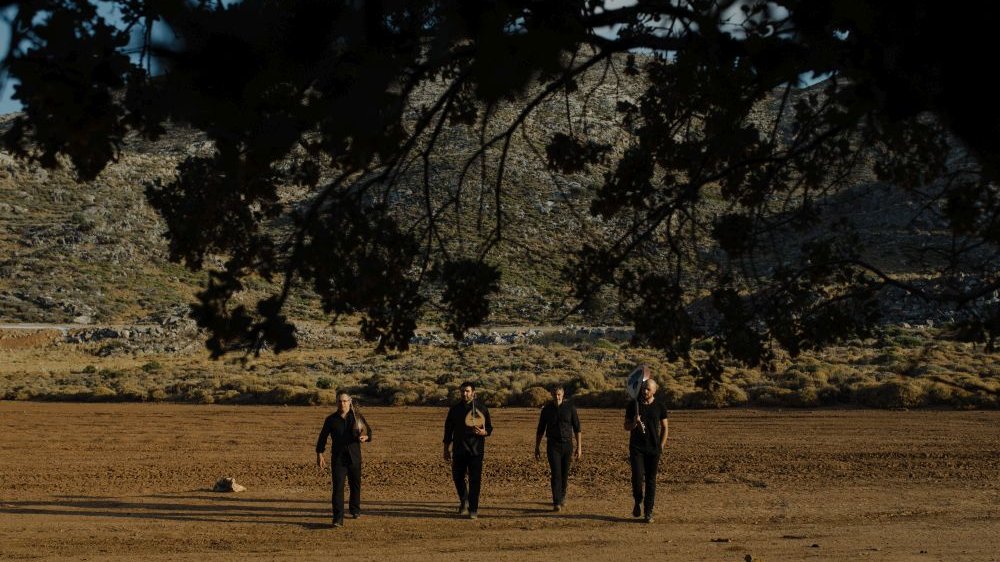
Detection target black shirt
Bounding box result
[316,410,372,464]
[625,400,668,454]
[443,401,493,457]
[536,400,581,444]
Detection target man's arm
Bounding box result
[480,405,493,437]
[659,418,669,450]
[360,414,372,443]
[624,403,637,431]
[572,405,582,459]
[315,418,330,468]
[534,406,546,460]
[443,407,454,461]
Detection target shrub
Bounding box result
[592,338,618,350]
[88,386,117,401]
[390,391,420,406]
[98,368,122,380]
[141,361,163,373]
[684,383,748,408]
[260,384,304,405]
[478,388,511,407]
[752,386,796,407]
[893,335,925,348]
[925,382,954,405]
[573,389,626,407]
[112,383,147,401]
[316,376,334,389]
[519,386,551,407]
[568,371,611,394]
[185,388,215,404]
[855,381,926,409]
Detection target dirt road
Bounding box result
[1,403,998,561]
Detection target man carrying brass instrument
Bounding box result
[443,381,493,520]
[534,386,582,511]
[624,375,668,524]
[316,392,371,528]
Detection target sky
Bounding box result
[0,1,811,116]
[0,5,17,114]
[0,1,651,116]
[0,2,171,115]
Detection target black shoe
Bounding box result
[644,513,655,524]
[351,512,361,519]
[553,504,562,512]
[468,511,478,520]
[632,502,642,518]
[458,499,468,515]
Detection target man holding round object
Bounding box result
[624,367,668,524]
[534,386,582,511]
[316,392,371,528]
[443,381,493,519]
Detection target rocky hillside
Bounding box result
[0,66,642,327]
[0,68,985,331]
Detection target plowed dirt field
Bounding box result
[1,403,998,561]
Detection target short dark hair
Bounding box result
[459,381,476,391]
[550,385,565,394]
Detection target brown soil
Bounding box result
[1,403,998,561]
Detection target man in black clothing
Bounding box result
[534,386,582,511]
[624,377,669,524]
[316,392,371,528]
[443,381,493,520]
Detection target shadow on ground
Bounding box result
[0,495,634,528]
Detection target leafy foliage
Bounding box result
[2,0,998,376]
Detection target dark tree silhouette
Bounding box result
[2,0,998,367]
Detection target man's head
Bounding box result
[551,386,565,405]
[337,392,352,413]
[640,378,657,402]
[460,381,476,403]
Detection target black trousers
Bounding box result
[451,454,484,512]
[331,451,361,523]
[546,441,573,506]
[629,448,661,515]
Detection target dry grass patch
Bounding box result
[1,327,997,409]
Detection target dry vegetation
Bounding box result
[2,325,997,409]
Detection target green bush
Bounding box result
[98,368,122,380]
[893,335,926,348]
[141,361,163,373]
